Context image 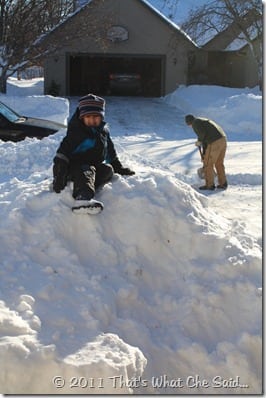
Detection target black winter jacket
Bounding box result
[55,109,119,168]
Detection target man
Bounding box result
[185,114,228,190]
[52,94,135,214]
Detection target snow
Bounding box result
[0,77,262,395]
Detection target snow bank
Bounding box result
[0,167,261,394]
[0,299,146,394]
[5,76,44,97]
[0,92,69,124]
[164,85,262,140]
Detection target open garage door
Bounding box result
[68,54,164,97]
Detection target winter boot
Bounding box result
[217,181,228,189]
[72,199,104,215]
[199,184,215,191]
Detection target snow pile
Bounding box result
[0,299,145,394]
[0,92,69,124]
[164,85,262,140]
[0,80,262,394]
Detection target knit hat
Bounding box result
[185,114,195,125]
[79,94,105,119]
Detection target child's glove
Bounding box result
[118,167,135,176]
[53,156,69,193]
[111,158,135,176]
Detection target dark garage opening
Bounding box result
[68,54,164,97]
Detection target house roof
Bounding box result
[140,0,198,47]
[39,0,198,49]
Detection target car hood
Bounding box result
[16,117,66,130]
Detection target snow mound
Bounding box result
[0,94,69,124]
[0,298,146,394]
[164,85,262,140]
[0,169,261,394]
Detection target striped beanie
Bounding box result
[78,94,105,119]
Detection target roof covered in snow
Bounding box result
[140,0,198,47]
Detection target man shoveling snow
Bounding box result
[185,114,228,191]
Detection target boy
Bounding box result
[53,94,135,214]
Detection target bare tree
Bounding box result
[181,0,262,83]
[38,0,76,31]
[0,0,77,92]
[156,0,180,21]
[0,0,111,93]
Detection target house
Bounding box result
[188,9,262,88]
[42,0,261,96]
[42,0,198,97]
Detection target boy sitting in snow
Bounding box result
[52,94,135,214]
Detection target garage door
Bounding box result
[68,54,164,97]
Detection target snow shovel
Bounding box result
[197,146,217,179]
[197,146,205,179]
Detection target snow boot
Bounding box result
[72,199,104,215]
[199,184,215,191]
[217,182,228,189]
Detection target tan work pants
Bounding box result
[203,137,227,187]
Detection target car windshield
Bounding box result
[0,101,21,122]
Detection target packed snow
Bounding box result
[0,77,262,394]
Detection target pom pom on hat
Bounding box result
[79,94,105,119]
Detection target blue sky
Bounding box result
[147,0,210,24]
[78,1,211,25]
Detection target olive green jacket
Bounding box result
[192,118,226,147]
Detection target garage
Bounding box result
[67,54,164,97]
[43,0,198,97]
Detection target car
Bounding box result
[108,72,142,95]
[0,101,66,142]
